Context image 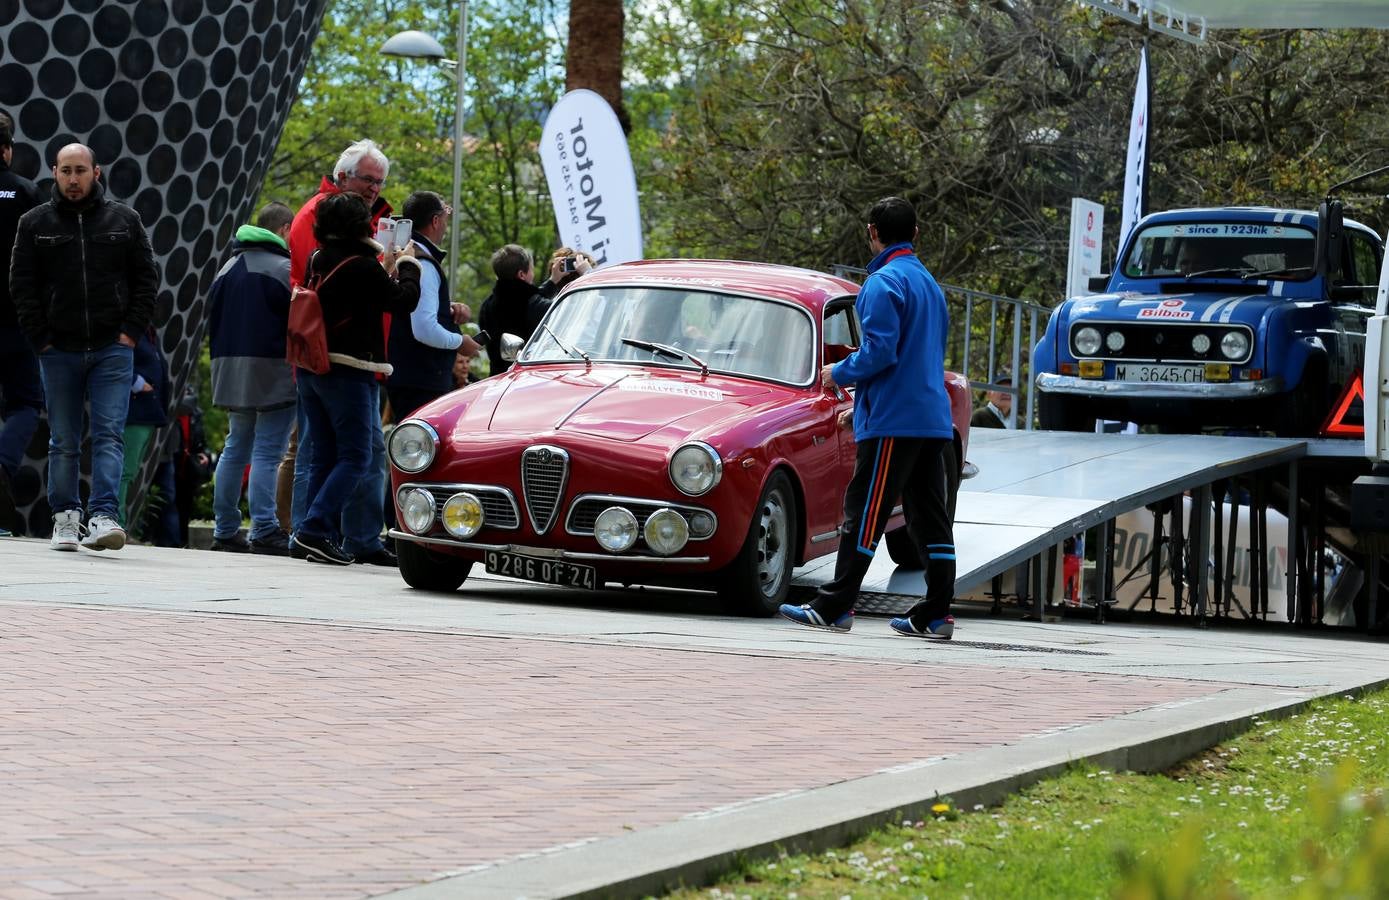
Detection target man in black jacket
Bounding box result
[0,114,42,535]
[477,244,550,376]
[9,143,157,552]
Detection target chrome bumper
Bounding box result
[1034,372,1284,400]
[388,529,711,564]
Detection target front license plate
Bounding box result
[485,550,597,590]
[1113,364,1205,384]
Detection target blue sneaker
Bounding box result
[889,615,954,640]
[778,603,853,633]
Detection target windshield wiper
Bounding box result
[620,337,709,376]
[1242,265,1313,281]
[541,323,590,366]
[1184,267,1251,279]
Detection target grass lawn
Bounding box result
[671,688,1389,899]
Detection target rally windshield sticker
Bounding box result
[620,380,724,401]
[1137,299,1194,320]
[1154,223,1313,239]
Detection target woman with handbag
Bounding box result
[291,192,421,565]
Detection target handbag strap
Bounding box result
[307,250,357,291]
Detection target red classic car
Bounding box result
[387,259,972,615]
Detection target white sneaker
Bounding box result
[50,510,82,551]
[81,514,127,551]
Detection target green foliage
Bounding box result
[264,0,566,301]
[674,690,1389,899]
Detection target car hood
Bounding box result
[485,366,775,441]
[1070,289,1284,325]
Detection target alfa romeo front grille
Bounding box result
[521,445,569,535]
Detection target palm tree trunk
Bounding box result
[565,0,630,133]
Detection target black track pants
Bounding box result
[813,436,955,624]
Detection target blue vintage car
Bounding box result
[1034,206,1384,435]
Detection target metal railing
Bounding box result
[831,265,1050,429]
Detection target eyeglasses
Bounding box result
[350,172,386,188]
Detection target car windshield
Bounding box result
[519,286,816,385]
[1121,222,1316,280]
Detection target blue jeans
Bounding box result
[213,405,296,540]
[0,326,44,478]
[292,380,386,554]
[38,343,134,518]
[295,367,380,545]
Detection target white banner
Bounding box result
[1066,198,1105,297]
[1118,45,1150,257]
[539,89,643,267]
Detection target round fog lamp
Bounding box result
[389,421,437,474]
[644,508,690,556]
[594,506,638,553]
[1220,330,1249,361]
[441,492,484,539]
[1191,333,1212,355]
[1074,326,1102,356]
[688,511,715,538]
[400,488,436,535]
[1105,330,1125,352]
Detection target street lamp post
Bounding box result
[381,5,469,288]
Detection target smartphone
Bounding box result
[393,218,412,250]
[374,216,396,250]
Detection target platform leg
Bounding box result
[1286,462,1299,624]
[1212,480,1226,619]
[1193,484,1212,626]
[1224,481,1246,619]
[1094,519,1114,625]
[1170,498,1186,616]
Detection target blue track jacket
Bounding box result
[831,242,953,442]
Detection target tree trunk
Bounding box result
[565,0,630,133]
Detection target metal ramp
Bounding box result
[793,430,1309,618]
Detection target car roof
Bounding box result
[564,259,861,313]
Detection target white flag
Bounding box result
[539,90,643,267]
[1118,45,1150,256]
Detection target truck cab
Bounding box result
[1034,206,1382,435]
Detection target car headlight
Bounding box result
[389,421,438,474]
[669,442,722,496]
[643,508,689,555]
[1191,333,1212,354]
[1220,330,1249,361]
[1074,326,1102,356]
[441,492,483,539]
[399,488,436,535]
[1105,330,1125,352]
[594,507,638,553]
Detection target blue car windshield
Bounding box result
[520,286,816,385]
[1121,222,1316,280]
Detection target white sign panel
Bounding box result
[539,89,643,267]
[1066,197,1105,297]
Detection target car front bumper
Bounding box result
[1035,372,1285,400]
[388,530,712,565]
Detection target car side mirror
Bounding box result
[1315,198,1344,280]
[499,333,525,362]
[1087,274,1110,293]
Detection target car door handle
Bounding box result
[813,434,827,445]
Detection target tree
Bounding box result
[565,0,630,132]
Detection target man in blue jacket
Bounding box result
[780,196,958,639]
[207,202,297,554]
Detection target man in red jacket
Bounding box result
[282,139,397,566]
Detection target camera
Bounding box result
[562,256,577,273]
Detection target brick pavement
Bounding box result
[1,602,1233,899]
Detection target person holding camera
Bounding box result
[385,191,480,419]
[536,247,595,299]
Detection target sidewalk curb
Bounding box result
[378,677,1389,900]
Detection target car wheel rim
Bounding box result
[755,488,789,597]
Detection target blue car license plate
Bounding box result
[1113,364,1205,384]
[485,550,597,590]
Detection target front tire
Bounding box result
[397,539,474,592]
[1038,392,1094,432]
[719,470,797,616]
[1273,363,1327,437]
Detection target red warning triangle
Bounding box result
[1320,371,1364,437]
